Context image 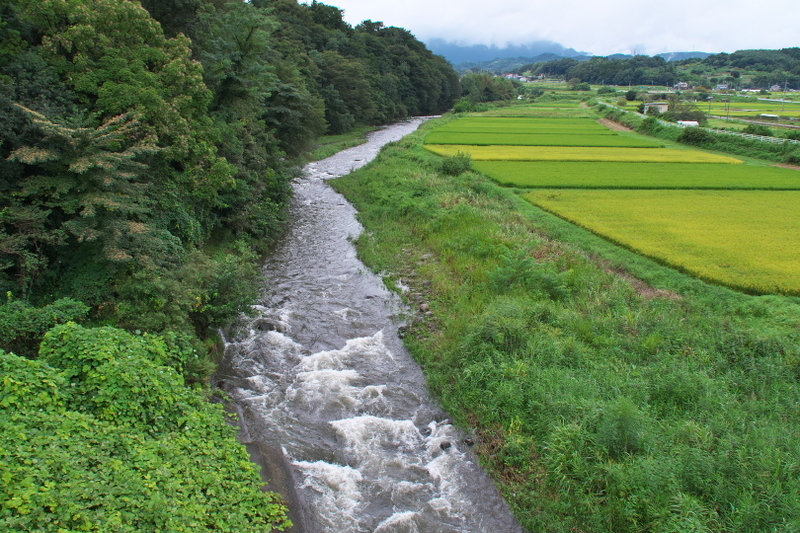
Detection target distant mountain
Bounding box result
[657,51,711,61]
[426,39,711,72]
[605,52,710,61]
[453,53,591,75]
[426,38,587,65]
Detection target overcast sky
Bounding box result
[327,0,800,57]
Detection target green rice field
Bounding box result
[525,189,800,294]
[704,100,800,118]
[426,144,744,163]
[474,161,800,189]
[424,105,800,294]
[424,131,663,147]
[433,117,613,134]
[476,106,594,118]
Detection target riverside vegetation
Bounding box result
[0,0,459,530]
[331,104,800,532]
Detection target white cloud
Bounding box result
[328,0,800,56]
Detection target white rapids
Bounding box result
[218,119,525,533]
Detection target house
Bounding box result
[770,84,783,92]
[678,121,700,126]
[674,82,690,90]
[642,102,669,115]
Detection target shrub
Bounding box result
[0,296,89,357]
[488,249,569,300]
[625,90,638,101]
[677,126,715,147]
[439,151,473,176]
[784,129,800,141]
[597,397,647,458]
[597,86,616,95]
[784,149,800,165]
[742,124,774,137]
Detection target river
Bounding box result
[216,119,525,533]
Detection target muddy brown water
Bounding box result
[216,119,525,533]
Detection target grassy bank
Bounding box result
[305,126,381,162]
[331,118,800,533]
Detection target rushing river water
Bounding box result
[217,119,525,533]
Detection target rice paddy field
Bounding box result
[427,105,800,294]
[424,131,662,147]
[476,106,595,118]
[426,144,742,163]
[525,189,800,294]
[704,100,800,119]
[473,161,800,189]
[433,117,613,134]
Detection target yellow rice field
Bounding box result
[525,189,800,294]
[425,144,744,163]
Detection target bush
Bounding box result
[0,296,90,357]
[597,86,616,95]
[783,129,800,141]
[439,151,473,176]
[784,149,800,165]
[625,90,638,101]
[742,124,774,137]
[0,346,292,532]
[488,249,569,300]
[597,397,647,458]
[677,126,715,147]
[574,83,591,91]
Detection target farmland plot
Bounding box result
[426,144,743,163]
[525,189,800,294]
[424,131,662,147]
[433,117,612,134]
[474,161,800,189]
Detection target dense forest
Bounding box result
[0,0,459,336]
[517,48,800,89]
[0,0,458,530]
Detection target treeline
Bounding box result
[0,0,457,530]
[518,48,800,89]
[517,55,679,87]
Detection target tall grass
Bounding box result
[332,118,800,533]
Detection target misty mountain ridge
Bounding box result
[426,38,588,64]
[426,39,711,73]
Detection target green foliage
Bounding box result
[530,55,678,87]
[460,72,517,103]
[452,98,488,113]
[0,295,89,357]
[115,248,260,337]
[0,342,291,532]
[39,322,170,382]
[597,86,616,95]
[597,397,647,458]
[487,249,569,300]
[0,349,66,414]
[677,126,715,146]
[742,123,774,136]
[439,151,472,176]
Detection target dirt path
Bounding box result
[598,118,633,132]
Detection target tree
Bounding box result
[3,105,174,293]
